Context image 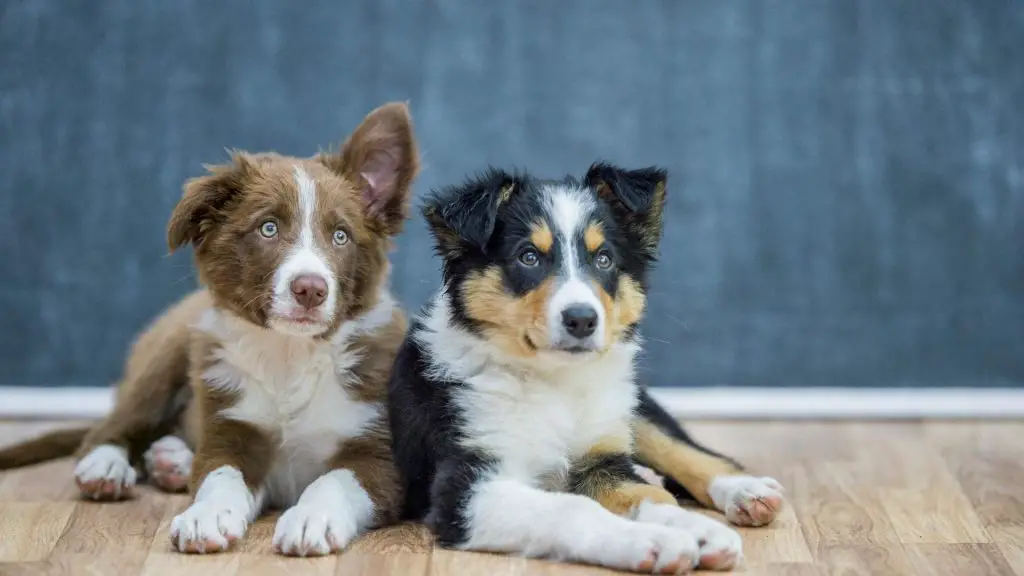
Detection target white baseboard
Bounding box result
[2,386,1023,420]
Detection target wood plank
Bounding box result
[51,495,169,554]
[1,551,149,576]
[881,488,992,544]
[0,503,76,562]
[815,544,916,575]
[904,543,1018,576]
[988,526,1024,576]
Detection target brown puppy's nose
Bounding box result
[290,275,328,309]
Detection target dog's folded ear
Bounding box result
[322,101,420,236]
[421,169,520,257]
[585,162,669,256]
[167,152,253,253]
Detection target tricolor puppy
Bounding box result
[0,102,419,556]
[388,165,785,574]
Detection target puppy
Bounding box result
[387,165,785,574]
[0,102,420,556]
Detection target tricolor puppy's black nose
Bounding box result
[561,305,598,339]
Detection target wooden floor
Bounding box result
[0,420,1021,575]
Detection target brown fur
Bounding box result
[633,420,743,508]
[461,267,556,357]
[0,104,419,530]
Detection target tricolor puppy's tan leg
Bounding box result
[169,411,274,554]
[569,436,743,571]
[633,420,784,527]
[272,423,401,557]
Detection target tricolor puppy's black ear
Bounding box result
[422,168,520,259]
[585,162,669,256]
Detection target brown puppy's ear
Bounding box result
[167,152,253,253]
[321,102,420,236]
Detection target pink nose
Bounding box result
[290,275,328,309]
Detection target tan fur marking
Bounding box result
[530,223,554,254]
[462,267,554,357]
[584,222,605,253]
[592,274,646,346]
[587,434,632,457]
[633,420,742,508]
[596,482,678,516]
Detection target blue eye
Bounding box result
[519,249,540,267]
[258,220,278,238]
[333,229,349,246]
[595,251,613,270]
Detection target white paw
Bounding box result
[144,435,193,492]
[273,503,359,557]
[586,521,701,574]
[709,475,785,527]
[633,464,665,488]
[74,444,137,500]
[634,501,743,571]
[170,500,248,554]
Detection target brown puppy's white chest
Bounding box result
[196,296,395,508]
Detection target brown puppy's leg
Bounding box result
[71,292,208,500]
[272,422,401,556]
[633,404,785,527]
[569,436,743,572]
[168,402,275,554]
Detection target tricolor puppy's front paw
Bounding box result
[709,475,785,527]
[633,501,743,571]
[585,522,701,574]
[169,501,248,554]
[272,503,359,557]
[74,444,137,501]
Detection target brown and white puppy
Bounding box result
[0,102,419,557]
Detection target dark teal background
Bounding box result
[2,1,1022,388]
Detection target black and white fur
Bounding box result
[388,164,784,573]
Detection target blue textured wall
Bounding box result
[1,1,1022,388]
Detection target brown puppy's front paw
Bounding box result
[709,476,784,527]
[169,501,247,554]
[74,445,137,501]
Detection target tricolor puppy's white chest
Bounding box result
[457,358,638,484]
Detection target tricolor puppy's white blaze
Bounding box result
[543,185,606,350]
[268,166,337,337]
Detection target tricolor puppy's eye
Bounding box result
[595,251,613,270]
[518,248,540,267]
[258,220,278,239]
[332,229,349,246]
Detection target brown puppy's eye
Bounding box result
[595,251,613,270]
[519,249,539,267]
[258,220,278,239]
[332,229,349,246]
